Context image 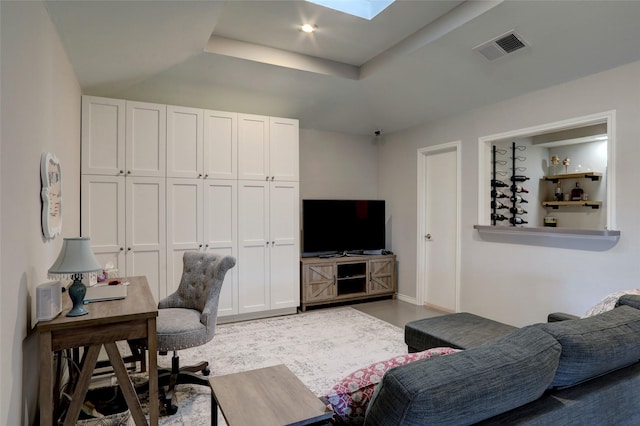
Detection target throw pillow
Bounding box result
[582,289,640,317]
[324,347,460,424]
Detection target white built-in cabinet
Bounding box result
[81,96,298,317]
[81,96,167,302]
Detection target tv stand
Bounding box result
[300,254,396,311]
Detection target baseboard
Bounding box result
[217,307,298,324]
[396,293,418,305]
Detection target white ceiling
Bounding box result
[44,0,640,136]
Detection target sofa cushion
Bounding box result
[325,347,460,424]
[539,305,640,388]
[364,326,561,426]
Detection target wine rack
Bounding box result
[491,142,529,226]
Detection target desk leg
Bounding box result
[147,317,159,426]
[39,332,53,426]
[104,343,147,425]
[63,345,101,426]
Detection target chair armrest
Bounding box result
[547,312,580,322]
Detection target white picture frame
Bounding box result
[41,152,62,239]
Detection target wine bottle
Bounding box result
[509,195,528,203]
[509,217,528,225]
[510,175,530,182]
[509,207,527,215]
[491,189,508,199]
[491,201,508,210]
[491,213,508,222]
[570,182,584,201]
[510,184,529,193]
[554,182,563,201]
[491,179,508,187]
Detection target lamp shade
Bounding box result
[48,237,102,275]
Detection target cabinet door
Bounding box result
[238,114,269,181]
[204,179,238,316]
[166,178,203,296]
[81,96,125,176]
[269,117,299,182]
[238,180,269,313]
[269,181,300,310]
[302,263,336,303]
[369,257,396,295]
[126,177,166,302]
[167,106,203,178]
[81,175,126,272]
[125,101,166,177]
[204,110,237,180]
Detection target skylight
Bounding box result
[306,0,395,20]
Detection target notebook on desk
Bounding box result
[84,284,127,303]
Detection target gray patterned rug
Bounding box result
[149,306,408,425]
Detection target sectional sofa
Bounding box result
[364,295,640,425]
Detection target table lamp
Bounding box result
[48,237,103,317]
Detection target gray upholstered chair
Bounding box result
[155,251,236,414]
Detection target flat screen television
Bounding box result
[302,199,385,256]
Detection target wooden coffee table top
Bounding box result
[209,364,333,426]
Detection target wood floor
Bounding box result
[351,298,444,329]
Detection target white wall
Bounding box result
[0,2,82,424]
[300,129,378,200]
[379,60,640,327]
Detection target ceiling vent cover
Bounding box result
[473,31,529,61]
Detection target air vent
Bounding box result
[473,31,529,61]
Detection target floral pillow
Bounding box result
[324,347,461,424]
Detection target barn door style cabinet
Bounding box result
[81,96,299,316]
[300,254,396,311]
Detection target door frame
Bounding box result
[416,141,461,311]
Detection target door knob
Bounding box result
[425,234,432,240]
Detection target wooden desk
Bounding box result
[209,364,333,426]
[37,276,158,425]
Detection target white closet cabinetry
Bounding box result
[81,175,166,302]
[238,115,299,181]
[81,96,167,302]
[81,96,166,177]
[238,180,300,314]
[166,178,238,316]
[167,107,237,180]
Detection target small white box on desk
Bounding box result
[37,281,62,321]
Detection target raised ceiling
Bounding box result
[44,0,640,136]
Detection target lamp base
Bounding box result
[66,277,88,317]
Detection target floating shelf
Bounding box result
[543,172,602,183]
[542,200,602,209]
[473,225,620,250]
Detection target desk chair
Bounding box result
[156,251,236,414]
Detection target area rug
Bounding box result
[150,306,408,425]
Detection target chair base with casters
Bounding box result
[155,350,211,414]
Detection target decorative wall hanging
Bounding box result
[41,152,62,239]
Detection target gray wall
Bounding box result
[1,2,82,423]
[300,129,379,200]
[379,60,640,327]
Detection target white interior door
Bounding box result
[417,142,460,312]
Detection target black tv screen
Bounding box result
[302,199,385,255]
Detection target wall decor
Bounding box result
[41,152,62,239]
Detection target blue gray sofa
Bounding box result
[364,295,640,425]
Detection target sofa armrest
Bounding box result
[547,312,579,322]
[616,294,640,310]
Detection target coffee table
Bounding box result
[209,364,333,426]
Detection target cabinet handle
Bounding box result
[265,176,269,181]
[198,174,202,178]
[120,247,124,251]
[271,176,275,181]
[204,174,209,179]
[199,244,203,248]
[119,170,124,175]
[127,247,131,251]
[272,241,275,246]
[266,241,270,246]
[127,170,131,175]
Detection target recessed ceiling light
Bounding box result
[300,24,316,33]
